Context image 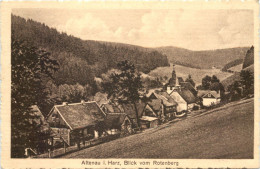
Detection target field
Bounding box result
[61,98,254,159]
[228,64,243,72]
[149,64,233,85]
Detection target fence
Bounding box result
[34,133,120,158]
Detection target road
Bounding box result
[62,99,254,159]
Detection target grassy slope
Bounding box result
[62,99,254,159]
[149,64,233,85]
[228,64,243,72]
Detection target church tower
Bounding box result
[171,64,176,85]
[166,64,177,94]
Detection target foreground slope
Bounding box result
[62,99,254,159]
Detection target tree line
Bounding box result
[11,15,169,79]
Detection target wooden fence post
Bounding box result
[48,149,51,158]
[64,141,67,153]
[82,128,85,147]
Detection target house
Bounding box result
[169,88,197,112]
[139,116,159,129]
[101,101,147,130]
[47,101,106,146]
[180,81,197,96]
[197,90,221,107]
[101,102,135,133]
[118,102,147,128]
[104,113,133,134]
[147,91,177,121]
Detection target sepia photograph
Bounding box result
[1,1,259,168]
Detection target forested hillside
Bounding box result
[156,46,250,69]
[242,46,254,69]
[221,46,254,90]
[11,15,169,87]
[221,59,244,72]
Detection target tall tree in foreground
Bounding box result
[11,39,59,157]
[102,60,144,128]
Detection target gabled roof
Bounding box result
[175,88,197,104]
[197,90,221,98]
[151,91,178,106]
[180,82,197,96]
[147,99,162,113]
[120,102,146,119]
[101,101,146,119]
[143,104,158,116]
[104,113,130,129]
[197,90,211,98]
[50,101,105,130]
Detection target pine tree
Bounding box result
[11,39,59,157]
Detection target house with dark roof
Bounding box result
[101,100,160,130]
[101,101,147,129]
[104,113,133,134]
[101,102,135,134]
[47,101,106,146]
[169,88,197,112]
[147,90,177,121]
[197,90,221,107]
[180,82,197,96]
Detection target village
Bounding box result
[5,6,256,167]
[26,64,230,158]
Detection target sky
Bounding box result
[12,9,254,51]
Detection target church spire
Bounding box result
[171,64,176,86]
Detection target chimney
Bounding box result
[62,102,68,106]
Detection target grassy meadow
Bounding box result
[149,64,233,86]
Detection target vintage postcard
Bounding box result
[1,1,259,168]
